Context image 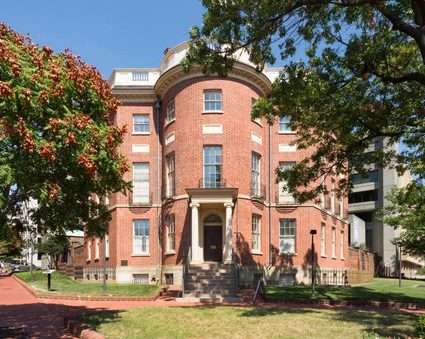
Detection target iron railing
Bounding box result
[198,178,227,189]
[275,191,298,205]
[128,191,153,206]
[250,183,266,200]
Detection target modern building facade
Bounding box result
[83,42,350,288]
[348,138,423,276]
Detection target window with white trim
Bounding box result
[278,116,292,132]
[331,179,336,213]
[166,100,175,122]
[95,238,100,259]
[321,223,326,256]
[252,214,261,251]
[340,230,344,259]
[87,240,91,261]
[203,90,222,111]
[133,114,149,133]
[331,227,336,258]
[133,220,149,254]
[251,153,261,196]
[279,219,296,254]
[133,163,149,204]
[166,214,175,252]
[278,162,295,203]
[203,146,222,188]
[166,153,175,197]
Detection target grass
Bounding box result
[266,278,425,303]
[15,271,160,296]
[80,306,419,339]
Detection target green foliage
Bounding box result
[417,315,425,339]
[383,182,425,257]
[185,0,425,201]
[0,23,131,237]
[417,267,425,275]
[37,233,69,268]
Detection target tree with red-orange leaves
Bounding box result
[0,23,131,238]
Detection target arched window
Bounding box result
[204,215,222,223]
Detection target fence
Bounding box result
[83,267,116,281]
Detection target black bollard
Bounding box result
[47,272,51,291]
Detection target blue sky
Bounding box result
[1,1,206,77]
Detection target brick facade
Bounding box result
[82,42,350,286]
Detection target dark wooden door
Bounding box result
[204,226,222,262]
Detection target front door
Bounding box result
[204,226,222,262]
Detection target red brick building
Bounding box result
[83,42,350,290]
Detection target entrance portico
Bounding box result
[187,188,237,264]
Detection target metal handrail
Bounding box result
[275,191,298,204]
[250,183,266,200]
[129,191,153,206]
[198,178,227,188]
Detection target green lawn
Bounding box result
[266,278,425,303]
[15,271,160,296]
[80,306,419,339]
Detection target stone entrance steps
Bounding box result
[180,263,240,302]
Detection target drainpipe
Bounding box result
[268,122,272,268]
[154,99,162,284]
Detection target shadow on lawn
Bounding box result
[238,306,418,338]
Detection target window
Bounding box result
[348,190,378,204]
[133,163,149,204]
[251,153,261,196]
[95,238,100,259]
[331,227,336,258]
[331,179,335,213]
[203,90,222,111]
[340,230,344,259]
[133,273,149,284]
[351,170,379,185]
[252,214,261,251]
[132,72,149,82]
[278,116,292,132]
[339,199,344,218]
[203,146,222,188]
[166,214,175,252]
[166,100,175,122]
[87,240,91,261]
[321,223,326,256]
[251,98,261,125]
[279,219,296,254]
[278,162,295,203]
[166,153,175,197]
[320,175,325,208]
[105,233,110,258]
[133,114,149,133]
[133,220,149,254]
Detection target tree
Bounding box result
[183,0,425,202]
[383,182,425,257]
[0,23,131,237]
[37,234,69,269]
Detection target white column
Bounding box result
[190,202,201,263]
[223,202,234,264]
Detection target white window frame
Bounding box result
[340,230,344,259]
[278,116,293,133]
[166,100,175,122]
[133,220,150,255]
[203,90,222,112]
[95,238,100,259]
[279,219,296,254]
[278,162,295,203]
[166,153,175,197]
[166,214,175,253]
[252,214,261,252]
[321,222,326,257]
[87,240,91,261]
[331,227,336,258]
[133,114,150,134]
[133,163,150,204]
[203,146,222,188]
[251,153,261,196]
[105,233,110,258]
[331,179,336,213]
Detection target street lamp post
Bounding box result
[310,229,317,295]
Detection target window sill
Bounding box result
[332,256,337,260]
[340,257,345,261]
[279,252,297,256]
[164,119,175,128]
[132,132,150,136]
[132,253,150,257]
[252,250,263,255]
[252,119,263,127]
[202,110,223,114]
[94,258,99,261]
[278,131,296,135]
[321,255,327,258]
[165,251,176,255]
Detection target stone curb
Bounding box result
[266,297,425,310]
[64,317,105,339]
[12,275,163,302]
